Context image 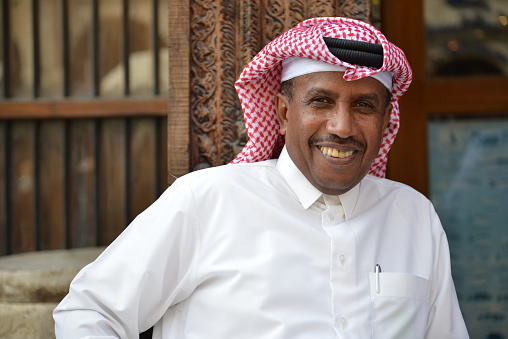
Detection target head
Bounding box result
[232,17,412,192]
[276,70,392,195]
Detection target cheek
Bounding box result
[298,113,325,135]
[286,113,311,140]
[361,119,386,149]
[372,129,386,151]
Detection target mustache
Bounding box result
[310,135,366,150]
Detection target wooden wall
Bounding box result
[0,0,168,256]
[0,100,168,256]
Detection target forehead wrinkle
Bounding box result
[304,87,338,99]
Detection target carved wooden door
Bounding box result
[167,0,373,180]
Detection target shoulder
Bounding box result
[359,176,444,240]
[360,175,435,216]
[172,160,281,194]
[361,174,429,203]
[179,160,277,181]
[150,160,281,217]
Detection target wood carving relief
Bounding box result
[188,0,371,171]
[338,0,371,22]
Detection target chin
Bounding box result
[315,180,355,195]
[312,168,366,195]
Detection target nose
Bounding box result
[326,105,354,139]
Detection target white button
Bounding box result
[339,317,347,328]
[339,255,345,265]
[328,214,335,222]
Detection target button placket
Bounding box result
[323,204,344,227]
[339,316,347,328]
[321,200,356,337]
[339,254,345,266]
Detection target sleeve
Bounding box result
[53,178,201,338]
[425,204,470,339]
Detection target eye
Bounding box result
[309,97,332,105]
[354,100,380,114]
[355,101,374,108]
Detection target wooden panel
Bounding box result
[158,116,169,194]
[129,118,156,221]
[0,114,167,255]
[381,0,428,195]
[39,0,64,97]
[68,119,97,248]
[10,121,36,253]
[0,98,167,120]
[0,122,7,255]
[425,77,508,115]
[167,0,190,182]
[38,120,66,250]
[68,0,93,96]
[99,118,127,245]
[8,0,33,98]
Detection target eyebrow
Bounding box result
[304,88,382,105]
[304,87,337,98]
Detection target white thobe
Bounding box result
[54,147,469,338]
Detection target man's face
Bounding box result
[276,71,392,195]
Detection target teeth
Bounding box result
[320,147,353,158]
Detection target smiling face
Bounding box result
[276,71,392,195]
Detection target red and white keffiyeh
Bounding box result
[231,17,412,178]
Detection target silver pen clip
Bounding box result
[375,264,381,293]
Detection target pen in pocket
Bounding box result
[375,264,381,293]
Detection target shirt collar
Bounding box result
[276,147,360,220]
[276,147,322,209]
[337,183,360,221]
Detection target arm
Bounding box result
[53,179,200,338]
[425,206,469,339]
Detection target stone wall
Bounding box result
[0,247,105,338]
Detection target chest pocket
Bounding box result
[369,272,431,339]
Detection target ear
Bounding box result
[275,92,289,135]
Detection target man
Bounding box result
[54,17,469,338]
